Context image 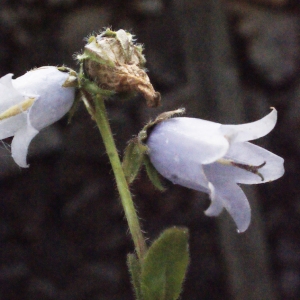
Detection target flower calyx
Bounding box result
[138,108,185,143]
[122,108,185,189]
[57,66,79,88]
[77,28,161,107]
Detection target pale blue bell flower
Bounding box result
[0,66,76,168]
[147,109,284,232]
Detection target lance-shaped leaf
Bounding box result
[141,227,189,300]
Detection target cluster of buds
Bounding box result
[77,28,161,107]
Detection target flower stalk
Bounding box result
[91,92,147,261]
[76,28,163,262]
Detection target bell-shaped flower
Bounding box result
[146,109,284,232]
[0,66,76,168]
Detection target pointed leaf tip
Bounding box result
[127,253,143,300]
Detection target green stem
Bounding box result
[93,94,147,261]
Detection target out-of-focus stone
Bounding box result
[29,125,63,158]
[0,263,29,281]
[47,0,76,6]
[227,3,299,86]
[236,0,288,6]
[27,278,58,299]
[133,0,164,15]
[280,269,300,299]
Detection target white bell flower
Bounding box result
[146,109,284,232]
[0,66,76,168]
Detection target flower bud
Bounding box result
[77,28,160,107]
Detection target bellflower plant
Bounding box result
[0,66,76,168]
[146,109,284,232]
[1,27,286,300]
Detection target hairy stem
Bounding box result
[92,94,147,261]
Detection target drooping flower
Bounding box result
[0,66,76,168]
[146,109,284,232]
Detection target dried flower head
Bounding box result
[77,28,160,107]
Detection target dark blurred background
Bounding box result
[0,0,299,299]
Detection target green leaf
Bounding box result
[127,253,143,300]
[144,155,165,191]
[123,139,148,184]
[141,227,190,300]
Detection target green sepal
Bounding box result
[100,28,117,38]
[54,67,80,123]
[138,108,185,144]
[123,138,148,184]
[80,77,115,98]
[144,155,165,191]
[58,67,78,88]
[140,227,190,300]
[77,47,115,67]
[127,253,143,300]
[68,89,82,124]
[76,52,90,62]
[123,108,185,189]
[76,36,115,67]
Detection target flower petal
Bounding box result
[13,67,75,130]
[207,181,251,233]
[147,117,232,192]
[11,122,39,168]
[0,73,14,87]
[0,74,24,112]
[148,144,210,193]
[220,109,277,143]
[148,117,229,165]
[0,113,27,139]
[204,182,224,216]
[203,142,284,185]
[226,142,284,184]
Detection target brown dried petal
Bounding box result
[83,61,160,107]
